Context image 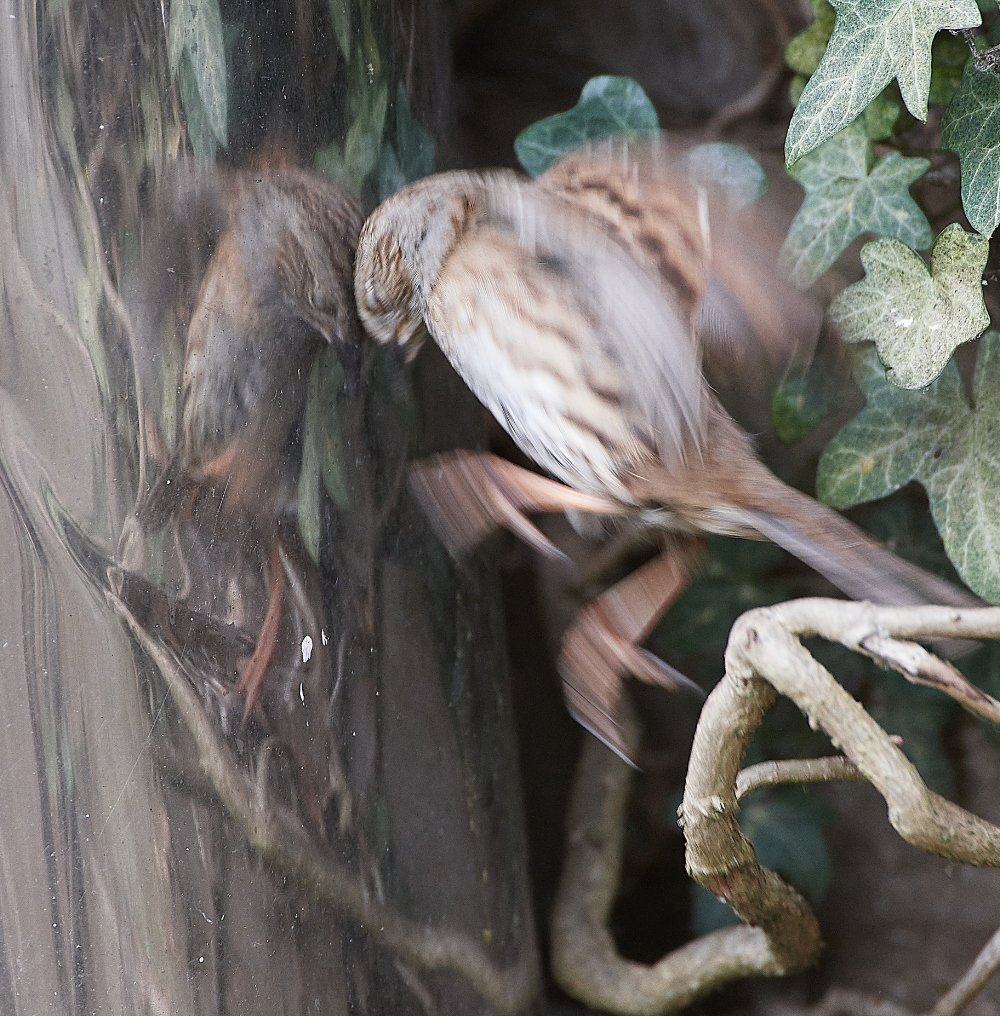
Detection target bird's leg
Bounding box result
[559,539,705,762]
[409,450,624,562]
[237,537,285,724]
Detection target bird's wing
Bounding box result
[542,143,822,375]
[425,173,708,491]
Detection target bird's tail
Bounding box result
[730,484,980,612]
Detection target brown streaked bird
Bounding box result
[354,143,984,759]
[139,168,363,718]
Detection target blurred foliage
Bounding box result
[514,75,659,176]
[770,360,834,444]
[158,0,439,565]
[680,142,769,208]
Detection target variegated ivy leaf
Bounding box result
[817,338,1000,602]
[941,60,1000,236]
[828,223,990,389]
[779,121,931,288]
[785,0,981,165]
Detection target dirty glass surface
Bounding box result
[0,0,540,1011]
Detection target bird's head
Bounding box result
[355,173,480,361]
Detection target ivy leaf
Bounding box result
[861,92,901,140]
[941,61,1000,235]
[869,668,956,795]
[817,338,1000,602]
[514,75,658,177]
[785,0,837,76]
[682,143,768,208]
[828,224,990,389]
[779,121,931,288]
[317,78,388,193]
[377,143,407,202]
[771,364,834,443]
[785,0,981,165]
[169,0,228,148]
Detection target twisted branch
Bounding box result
[554,599,1000,1015]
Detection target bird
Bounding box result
[137,167,364,721]
[353,141,983,758]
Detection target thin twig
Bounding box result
[735,756,865,800]
[928,923,1000,1016]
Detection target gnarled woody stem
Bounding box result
[551,698,793,1016]
[555,598,1000,1015]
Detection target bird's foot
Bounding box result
[409,451,622,562]
[236,538,285,724]
[558,541,704,762]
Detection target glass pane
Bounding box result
[0,0,540,1010]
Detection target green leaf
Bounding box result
[178,51,219,164]
[315,140,347,183]
[817,337,1000,602]
[790,74,808,107]
[683,143,768,208]
[780,121,931,288]
[319,77,388,193]
[394,82,434,182]
[784,0,837,76]
[298,349,351,562]
[653,538,791,663]
[869,667,956,795]
[327,0,351,59]
[738,793,833,903]
[514,75,659,177]
[169,0,228,147]
[828,223,990,389]
[770,365,833,443]
[785,0,981,165]
[930,61,965,105]
[861,92,901,139]
[298,409,321,564]
[377,143,407,201]
[941,61,1000,235]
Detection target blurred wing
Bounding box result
[699,203,822,370]
[543,143,822,375]
[425,174,707,495]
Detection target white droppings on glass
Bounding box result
[301,634,313,663]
